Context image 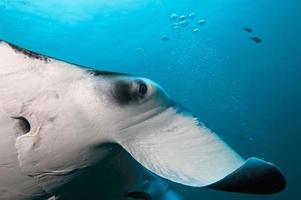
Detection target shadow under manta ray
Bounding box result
[0,39,286,200]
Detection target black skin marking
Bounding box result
[113,80,148,105]
[207,158,286,194]
[250,36,262,44]
[11,116,31,134]
[1,39,129,76]
[113,80,135,105]
[87,69,127,77]
[8,43,49,62]
[126,191,152,200]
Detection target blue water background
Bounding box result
[0,0,300,199]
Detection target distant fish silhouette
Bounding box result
[242,27,253,33]
[179,20,188,27]
[161,35,169,41]
[238,134,253,141]
[170,13,178,21]
[179,15,187,21]
[198,19,206,25]
[188,12,196,20]
[250,36,262,43]
[172,22,180,30]
[193,28,199,33]
[238,134,246,140]
[126,191,152,200]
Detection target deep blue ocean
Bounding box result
[0,0,300,200]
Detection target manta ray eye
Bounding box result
[138,82,148,96]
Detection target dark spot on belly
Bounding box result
[8,43,49,62]
[11,116,31,134]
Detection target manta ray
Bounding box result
[0,40,286,200]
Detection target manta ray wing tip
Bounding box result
[207,157,286,194]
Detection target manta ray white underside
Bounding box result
[0,40,286,200]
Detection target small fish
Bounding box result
[179,15,187,21]
[170,13,178,21]
[172,22,180,30]
[238,134,253,141]
[126,191,152,200]
[250,36,262,43]
[188,12,196,20]
[198,19,206,25]
[172,25,179,30]
[238,134,245,140]
[193,28,199,33]
[179,20,188,27]
[161,35,169,41]
[172,22,179,26]
[242,27,253,33]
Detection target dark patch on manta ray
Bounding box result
[112,79,148,105]
[87,68,128,77]
[113,80,135,105]
[8,43,49,62]
[1,39,131,76]
[207,158,286,194]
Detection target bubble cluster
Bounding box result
[170,12,205,31]
[161,12,206,42]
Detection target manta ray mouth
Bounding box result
[117,105,286,194]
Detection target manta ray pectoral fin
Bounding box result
[0,39,127,76]
[117,107,286,195]
[206,157,286,194]
[117,107,244,188]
